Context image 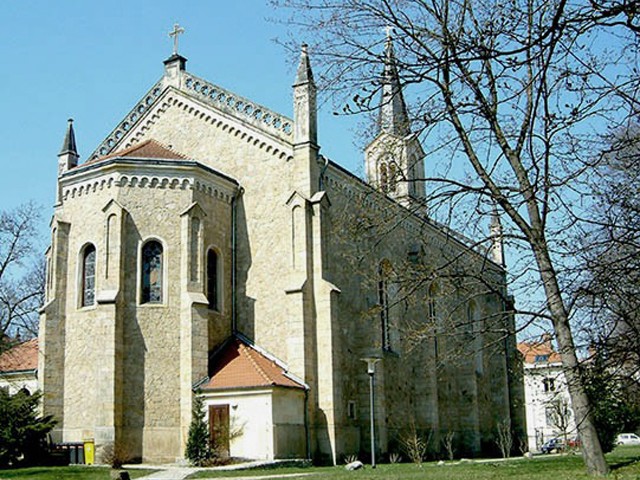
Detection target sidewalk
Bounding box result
[128,459,313,480]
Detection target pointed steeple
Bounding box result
[378,32,410,137]
[295,43,314,86]
[292,42,319,197]
[293,43,317,147]
[59,118,78,158]
[57,118,79,204]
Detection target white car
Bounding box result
[616,433,640,445]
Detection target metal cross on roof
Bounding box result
[169,23,185,55]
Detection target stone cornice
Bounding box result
[88,77,295,165]
[181,72,293,142]
[59,160,239,205]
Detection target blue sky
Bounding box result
[0,0,362,222]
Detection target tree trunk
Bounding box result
[533,241,609,476]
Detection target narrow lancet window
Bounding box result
[82,244,96,307]
[142,241,163,304]
[379,261,391,351]
[380,163,388,193]
[207,249,219,310]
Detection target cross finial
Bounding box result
[169,23,185,55]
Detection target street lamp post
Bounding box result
[362,356,381,469]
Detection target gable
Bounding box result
[201,337,305,391]
[88,72,294,165]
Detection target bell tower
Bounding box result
[365,32,426,210]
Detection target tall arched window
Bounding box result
[389,162,398,192]
[429,282,439,360]
[468,301,484,375]
[379,261,392,351]
[81,244,96,307]
[207,249,219,310]
[141,241,163,304]
[380,162,388,193]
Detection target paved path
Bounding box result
[135,468,198,480]
[133,468,314,480]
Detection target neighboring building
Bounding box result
[0,338,39,395]
[39,33,525,464]
[518,335,576,451]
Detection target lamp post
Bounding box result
[362,355,381,468]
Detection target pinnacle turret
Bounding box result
[294,43,314,86]
[59,118,78,158]
[378,33,410,137]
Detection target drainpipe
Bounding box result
[231,187,244,334]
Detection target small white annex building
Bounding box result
[0,339,39,395]
[518,336,576,451]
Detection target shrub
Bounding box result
[185,393,210,466]
[0,389,56,467]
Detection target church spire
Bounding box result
[59,118,78,158]
[378,31,410,137]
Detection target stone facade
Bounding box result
[39,44,525,464]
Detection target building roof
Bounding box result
[517,336,562,365]
[0,339,38,373]
[90,138,189,164]
[201,337,305,391]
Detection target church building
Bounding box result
[38,32,525,464]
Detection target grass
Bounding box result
[0,466,157,480]
[186,445,640,479]
[0,447,638,479]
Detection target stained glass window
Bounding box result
[82,244,96,307]
[142,241,163,304]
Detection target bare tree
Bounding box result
[0,203,44,348]
[272,0,639,475]
[577,124,640,377]
[549,398,573,449]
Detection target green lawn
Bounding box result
[186,446,640,479]
[0,466,157,479]
[0,447,638,479]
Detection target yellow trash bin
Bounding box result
[83,439,95,465]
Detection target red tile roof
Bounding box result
[82,139,188,166]
[0,339,38,373]
[202,338,305,391]
[517,337,562,365]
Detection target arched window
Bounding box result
[141,241,163,304]
[81,244,96,307]
[379,261,392,351]
[389,162,398,192]
[429,282,439,360]
[207,249,219,310]
[380,162,388,193]
[468,301,484,374]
